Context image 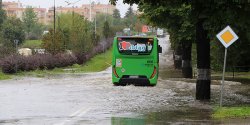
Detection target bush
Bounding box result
[0,53,77,74]
[54,53,77,67]
[1,55,20,73]
[0,37,113,74]
[74,52,88,65]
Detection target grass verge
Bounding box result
[213,106,250,119]
[211,71,250,85]
[70,49,112,73]
[0,71,11,80]
[22,40,42,49]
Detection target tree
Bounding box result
[42,28,64,53]
[125,6,134,18]
[0,0,6,28]
[113,9,122,26]
[139,2,194,78]
[42,13,94,53]
[124,6,137,30]
[1,17,25,47]
[113,9,121,19]
[95,13,114,38]
[22,7,38,39]
[103,21,110,39]
[134,17,143,33]
[0,0,6,44]
[0,0,6,30]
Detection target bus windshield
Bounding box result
[117,37,154,55]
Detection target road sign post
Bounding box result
[216,26,238,107]
[220,48,227,107]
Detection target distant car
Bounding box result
[157,28,164,37]
[139,33,147,36]
[43,31,49,35]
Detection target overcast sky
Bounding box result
[3,0,137,17]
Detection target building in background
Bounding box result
[2,1,47,24]
[82,2,116,17]
[47,2,116,23]
[2,1,116,25]
[46,6,92,24]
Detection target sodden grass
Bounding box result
[22,40,42,49]
[68,48,112,73]
[0,71,11,80]
[213,106,250,119]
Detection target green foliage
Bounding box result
[0,71,11,80]
[111,0,250,71]
[1,17,25,47]
[0,6,6,28]
[43,13,94,53]
[95,13,114,37]
[113,9,123,27]
[22,7,39,39]
[202,2,250,70]
[71,48,112,72]
[103,21,110,39]
[113,9,121,19]
[42,29,65,53]
[124,6,137,30]
[139,2,194,49]
[22,40,42,49]
[213,106,250,119]
[125,6,134,18]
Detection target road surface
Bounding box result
[0,36,249,125]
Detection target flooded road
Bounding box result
[0,36,249,125]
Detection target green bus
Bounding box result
[112,36,162,86]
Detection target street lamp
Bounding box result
[89,0,95,22]
[65,0,83,25]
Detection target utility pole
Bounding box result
[53,0,56,54]
[89,0,92,21]
[72,5,75,26]
[95,17,96,34]
[0,0,2,9]
[105,8,107,21]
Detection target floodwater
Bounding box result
[0,35,249,125]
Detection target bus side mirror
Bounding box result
[158,45,162,53]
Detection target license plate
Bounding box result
[129,76,139,78]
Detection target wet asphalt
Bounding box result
[0,36,249,125]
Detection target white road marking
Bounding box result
[54,107,91,125]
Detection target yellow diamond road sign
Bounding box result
[216,26,238,48]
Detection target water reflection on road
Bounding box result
[0,36,249,125]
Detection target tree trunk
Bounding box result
[173,43,182,69]
[196,19,211,100]
[182,41,193,78]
